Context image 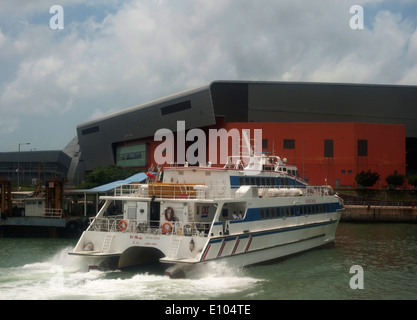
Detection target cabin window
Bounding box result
[266,208,271,219]
[260,208,265,219]
[222,208,229,218]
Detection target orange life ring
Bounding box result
[164,207,175,221]
[162,222,172,234]
[118,220,128,231]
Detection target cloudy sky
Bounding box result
[0,0,416,152]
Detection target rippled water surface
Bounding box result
[1,223,416,300]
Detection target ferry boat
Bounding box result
[70,150,344,278]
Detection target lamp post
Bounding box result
[17,142,30,190]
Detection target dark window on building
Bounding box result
[82,126,99,135]
[324,140,334,157]
[262,139,268,149]
[116,144,147,167]
[160,100,191,115]
[283,139,295,149]
[358,140,368,157]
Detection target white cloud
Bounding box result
[0,29,6,46]
[0,117,19,135]
[0,0,416,150]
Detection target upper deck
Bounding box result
[103,153,332,200]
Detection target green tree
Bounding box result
[354,170,380,188]
[386,173,406,189]
[81,165,141,188]
[408,175,417,187]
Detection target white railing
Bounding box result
[113,183,235,200]
[88,216,211,237]
[110,183,334,200]
[305,186,335,197]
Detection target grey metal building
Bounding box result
[75,81,417,178]
[0,150,71,186]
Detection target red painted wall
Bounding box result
[219,122,406,188]
[134,121,405,189]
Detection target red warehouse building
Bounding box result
[216,121,406,188]
[113,121,405,189]
[74,81,416,188]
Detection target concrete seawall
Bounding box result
[342,205,417,223]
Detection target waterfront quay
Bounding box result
[342,205,417,223]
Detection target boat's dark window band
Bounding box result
[235,176,304,188]
[259,203,336,220]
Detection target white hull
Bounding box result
[164,211,341,277]
[71,197,342,277]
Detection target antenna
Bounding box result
[242,130,254,157]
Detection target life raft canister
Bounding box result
[164,207,175,221]
[118,219,128,231]
[162,222,172,234]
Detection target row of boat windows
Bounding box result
[259,203,335,220]
[234,176,304,187]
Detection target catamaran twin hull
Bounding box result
[70,181,343,278]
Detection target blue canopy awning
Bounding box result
[86,172,150,193]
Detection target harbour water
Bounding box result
[0,222,416,300]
